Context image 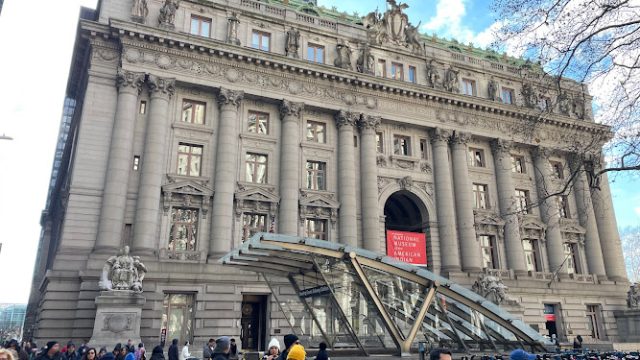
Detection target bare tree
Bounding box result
[491,0,640,183]
[620,226,640,282]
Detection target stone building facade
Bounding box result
[27,0,630,350]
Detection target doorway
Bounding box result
[544,303,565,341]
[240,294,268,351]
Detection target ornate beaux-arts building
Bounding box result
[27,0,632,351]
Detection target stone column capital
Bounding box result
[532,146,552,161]
[358,115,381,132]
[147,75,175,99]
[490,138,514,156]
[116,69,145,95]
[279,99,304,120]
[451,131,472,147]
[430,128,452,144]
[218,88,244,108]
[336,111,360,129]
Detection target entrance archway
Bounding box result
[384,190,429,233]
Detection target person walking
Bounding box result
[180,342,191,360]
[81,349,96,360]
[149,347,164,360]
[211,337,230,360]
[134,344,145,360]
[314,343,328,360]
[277,335,298,360]
[0,349,17,360]
[284,344,305,360]
[7,340,29,360]
[573,335,583,352]
[228,340,237,360]
[261,339,280,360]
[36,342,61,360]
[167,341,179,360]
[123,347,135,360]
[202,340,214,360]
[62,343,79,360]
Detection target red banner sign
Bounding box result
[386,230,427,266]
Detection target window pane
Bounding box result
[248,113,257,133]
[201,21,210,37]
[177,154,188,175]
[169,208,198,251]
[190,18,199,35]
[252,32,260,48]
[194,103,205,124]
[261,35,270,51]
[317,47,324,62]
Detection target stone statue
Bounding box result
[404,22,423,54]
[628,283,640,309]
[99,246,147,293]
[285,28,300,58]
[131,0,149,23]
[363,0,416,48]
[158,0,179,28]
[227,13,241,45]
[356,42,375,74]
[488,77,498,101]
[334,40,352,70]
[443,65,459,93]
[472,273,509,305]
[425,59,438,88]
[521,82,538,108]
[558,91,571,116]
[572,96,585,119]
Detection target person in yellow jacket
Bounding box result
[285,345,305,360]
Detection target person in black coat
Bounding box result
[149,346,164,360]
[168,340,179,360]
[315,343,329,360]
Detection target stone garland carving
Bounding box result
[356,42,375,75]
[218,88,244,108]
[336,111,360,128]
[285,28,300,59]
[443,65,459,93]
[280,99,304,119]
[147,75,176,97]
[334,40,352,70]
[472,273,509,305]
[158,0,179,28]
[521,82,538,109]
[628,283,640,309]
[116,69,145,95]
[227,13,241,46]
[131,0,149,23]
[488,77,498,101]
[99,246,147,292]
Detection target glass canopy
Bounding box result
[220,233,547,356]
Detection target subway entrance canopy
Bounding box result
[221,234,548,356]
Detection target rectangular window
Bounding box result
[515,189,530,214]
[305,218,327,240]
[242,213,266,240]
[306,161,326,191]
[391,62,404,80]
[511,155,526,173]
[161,293,195,347]
[473,183,489,209]
[245,153,268,184]
[169,208,199,251]
[177,143,203,177]
[306,121,326,143]
[468,148,486,168]
[501,87,515,104]
[139,101,147,114]
[564,243,579,274]
[307,43,325,63]
[182,100,206,125]
[462,78,477,96]
[251,30,271,51]
[190,15,211,37]
[586,305,603,339]
[353,135,358,147]
[479,235,498,269]
[377,59,387,77]
[376,132,384,153]
[133,155,140,171]
[551,161,564,179]
[393,135,411,156]
[408,66,417,83]
[247,111,269,135]
[420,139,428,160]
[557,195,570,218]
[523,239,539,272]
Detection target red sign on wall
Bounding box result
[386,230,427,266]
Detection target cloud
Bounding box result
[635,207,640,218]
[421,0,496,48]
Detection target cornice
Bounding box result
[81,19,611,140]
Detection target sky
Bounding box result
[0,0,638,304]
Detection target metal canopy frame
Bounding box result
[220,233,547,355]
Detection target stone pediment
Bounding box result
[162,180,213,196]
[560,221,586,234]
[474,210,505,226]
[299,191,340,209]
[520,216,546,231]
[235,187,280,204]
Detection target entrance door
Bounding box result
[240,295,268,351]
[544,303,565,341]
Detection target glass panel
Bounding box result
[169,208,198,251]
[201,21,210,37]
[194,103,205,124]
[252,32,260,49]
[190,18,199,35]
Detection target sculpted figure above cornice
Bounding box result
[218,88,244,108]
[116,69,145,95]
[158,0,179,28]
[336,111,360,128]
[280,100,304,119]
[362,0,424,55]
[147,75,175,98]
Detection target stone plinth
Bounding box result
[88,291,146,348]
[614,309,640,342]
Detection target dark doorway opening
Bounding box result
[544,303,564,341]
[384,190,429,233]
[240,294,268,351]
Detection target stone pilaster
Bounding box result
[568,155,607,277]
[335,111,359,247]
[95,70,145,252]
[450,131,481,272]
[278,100,304,235]
[490,139,527,274]
[532,147,566,274]
[132,75,175,255]
[359,115,381,252]
[592,170,628,281]
[210,88,244,256]
[431,128,461,273]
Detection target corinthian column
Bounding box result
[132,75,175,255]
[336,111,359,246]
[490,139,527,273]
[592,170,628,281]
[568,156,607,277]
[431,128,461,272]
[532,147,565,273]
[210,88,244,256]
[95,70,145,253]
[359,115,381,252]
[278,100,304,235]
[450,131,481,272]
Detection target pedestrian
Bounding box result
[262,339,280,360]
[113,345,123,360]
[99,351,114,360]
[509,349,537,360]
[62,343,78,360]
[228,340,237,360]
[97,349,107,360]
[0,349,16,360]
[285,344,305,360]
[202,340,214,360]
[314,343,328,360]
[126,342,135,355]
[123,347,134,360]
[180,342,190,360]
[77,344,87,359]
[7,340,29,360]
[573,335,583,352]
[167,340,179,360]
[36,342,60,360]
[429,348,453,360]
[149,347,164,360]
[277,335,298,360]
[210,337,230,360]
[82,349,96,360]
[134,344,145,360]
